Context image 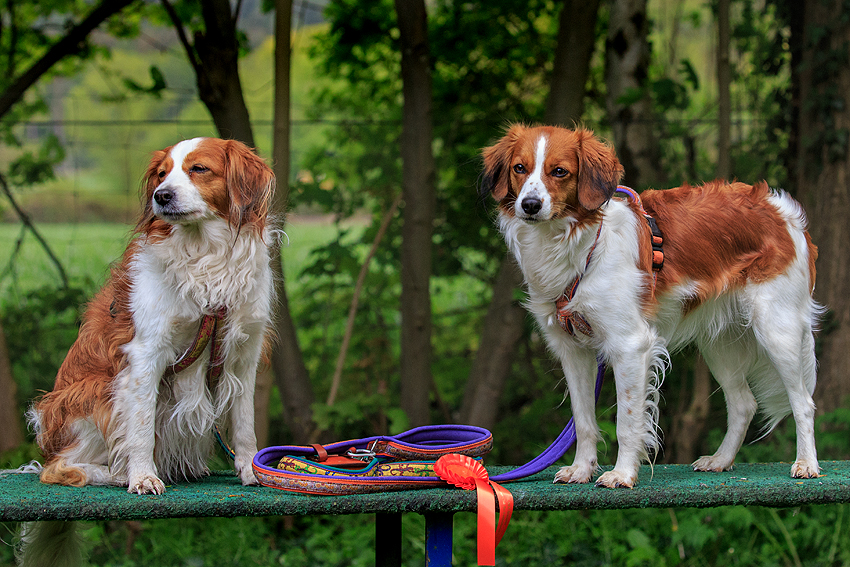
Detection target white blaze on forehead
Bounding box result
[163,137,204,184]
[154,137,211,220]
[529,135,547,185]
[514,134,554,219]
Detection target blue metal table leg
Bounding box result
[376,513,402,567]
[425,512,454,566]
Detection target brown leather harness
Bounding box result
[554,186,664,338]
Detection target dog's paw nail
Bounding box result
[554,465,592,484]
[692,456,733,472]
[129,474,165,495]
[791,461,820,479]
[595,471,634,489]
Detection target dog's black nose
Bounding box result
[521,197,542,215]
[153,188,174,206]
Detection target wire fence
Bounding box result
[4,108,767,226]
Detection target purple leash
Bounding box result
[490,358,605,482]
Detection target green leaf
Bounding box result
[122,65,168,98]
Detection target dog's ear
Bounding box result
[481,124,526,201]
[224,140,276,231]
[575,129,623,210]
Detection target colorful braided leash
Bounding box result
[163,308,235,460]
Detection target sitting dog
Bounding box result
[481,124,821,488]
[28,137,275,494]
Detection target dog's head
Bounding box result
[140,138,275,233]
[481,125,623,222]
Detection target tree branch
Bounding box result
[0,0,137,120]
[160,0,201,73]
[0,173,68,289]
[326,193,402,407]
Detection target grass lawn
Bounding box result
[0,219,350,300]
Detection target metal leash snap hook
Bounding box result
[346,448,376,461]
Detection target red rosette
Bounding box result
[435,453,488,489]
[435,454,514,566]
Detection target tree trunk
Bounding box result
[546,0,601,127]
[394,0,436,428]
[667,355,711,464]
[785,0,805,196]
[666,0,733,465]
[269,0,316,443]
[194,0,254,146]
[795,0,850,414]
[460,0,601,429]
[716,0,731,181]
[460,258,526,427]
[163,0,254,146]
[0,319,24,453]
[605,0,664,189]
[165,0,316,442]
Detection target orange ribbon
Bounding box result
[435,454,514,566]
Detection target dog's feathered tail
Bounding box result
[16,521,83,567]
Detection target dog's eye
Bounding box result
[552,168,568,178]
[190,164,209,174]
[157,170,166,180]
[513,164,526,174]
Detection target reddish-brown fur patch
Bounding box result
[642,180,799,309]
[34,245,136,466]
[622,197,657,311]
[40,457,88,487]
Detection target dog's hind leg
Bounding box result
[38,417,124,487]
[38,456,122,488]
[693,331,758,472]
[751,289,819,478]
[787,327,820,478]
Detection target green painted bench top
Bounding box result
[2,461,850,522]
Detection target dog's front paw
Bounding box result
[128,473,165,495]
[554,464,594,484]
[235,455,259,486]
[238,465,259,486]
[595,470,635,489]
[791,460,820,479]
[692,455,734,472]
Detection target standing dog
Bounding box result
[19,138,275,565]
[482,125,821,488]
